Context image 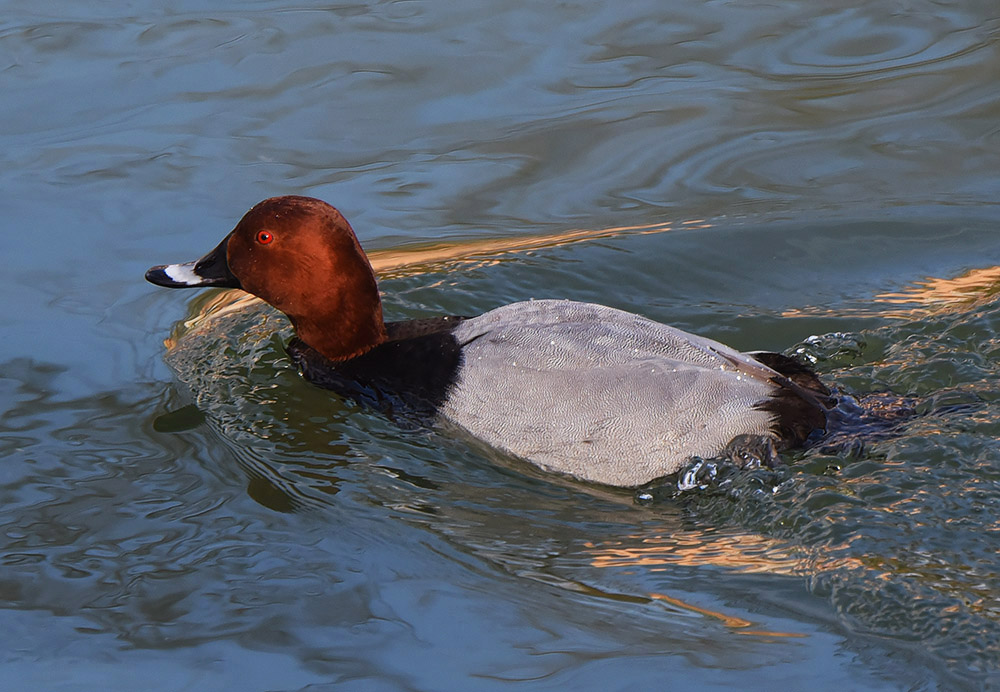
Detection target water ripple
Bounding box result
[743,6,990,77]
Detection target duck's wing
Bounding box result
[451,299,782,382]
[440,300,790,486]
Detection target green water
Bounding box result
[3,1,1000,690]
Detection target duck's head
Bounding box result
[146,196,387,361]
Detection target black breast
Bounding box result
[285,315,466,424]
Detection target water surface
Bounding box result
[3,1,1000,690]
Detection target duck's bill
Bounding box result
[145,233,242,289]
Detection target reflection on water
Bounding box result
[785,264,1000,321]
[585,530,807,576]
[876,265,1000,309]
[648,593,807,639]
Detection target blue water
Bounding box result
[3,1,1000,690]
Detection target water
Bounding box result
[3,1,1000,689]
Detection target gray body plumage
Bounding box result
[439,300,780,486]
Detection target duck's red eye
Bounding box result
[256,230,274,245]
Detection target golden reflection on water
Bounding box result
[648,592,807,638]
[874,265,1000,308]
[563,531,808,639]
[556,538,811,639]
[785,264,1000,320]
[583,528,815,638]
[581,524,876,638]
[369,219,702,278]
[585,530,807,575]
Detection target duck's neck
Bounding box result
[290,305,387,362]
[287,277,388,363]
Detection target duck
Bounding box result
[146,196,833,487]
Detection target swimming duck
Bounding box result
[146,196,832,486]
